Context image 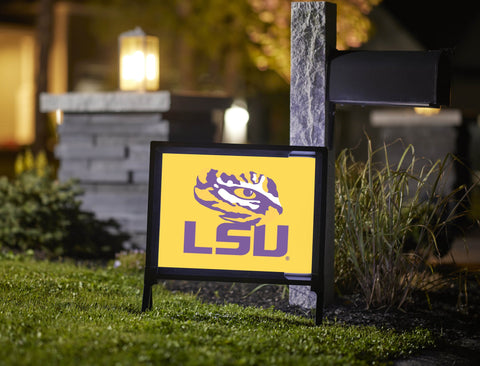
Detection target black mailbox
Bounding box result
[328,50,450,107]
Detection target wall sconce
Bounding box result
[118,27,159,91]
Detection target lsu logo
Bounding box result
[184,169,289,257]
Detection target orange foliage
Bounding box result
[247,0,382,82]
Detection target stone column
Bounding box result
[289,1,336,309]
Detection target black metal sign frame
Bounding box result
[141,142,328,324]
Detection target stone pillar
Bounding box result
[289,1,336,309]
[40,91,231,249]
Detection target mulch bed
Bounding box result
[163,274,480,365]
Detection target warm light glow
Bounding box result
[225,106,250,127]
[414,107,441,116]
[119,27,159,91]
[223,103,250,144]
[55,109,63,125]
[121,51,145,82]
[0,28,36,146]
[146,54,157,80]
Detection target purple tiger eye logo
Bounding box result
[184,169,289,257]
[194,169,283,226]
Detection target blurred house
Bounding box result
[0,1,71,175]
[0,0,479,214]
[0,1,118,174]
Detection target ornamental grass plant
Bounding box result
[334,138,468,310]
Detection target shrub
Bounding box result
[0,164,129,259]
[112,250,145,273]
[334,138,467,309]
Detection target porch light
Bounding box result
[118,27,159,91]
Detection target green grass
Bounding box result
[0,256,435,365]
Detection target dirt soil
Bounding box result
[163,275,480,365]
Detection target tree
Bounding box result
[89,0,382,94]
[34,0,54,153]
[247,0,383,83]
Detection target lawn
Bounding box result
[0,255,435,365]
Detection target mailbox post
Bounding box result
[289,1,451,314]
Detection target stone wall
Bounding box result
[56,112,168,248]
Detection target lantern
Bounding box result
[118,27,159,91]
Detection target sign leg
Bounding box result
[313,288,324,326]
[141,281,153,312]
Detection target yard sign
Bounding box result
[142,143,328,321]
[141,1,450,325]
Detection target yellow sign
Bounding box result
[158,153,317,274]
